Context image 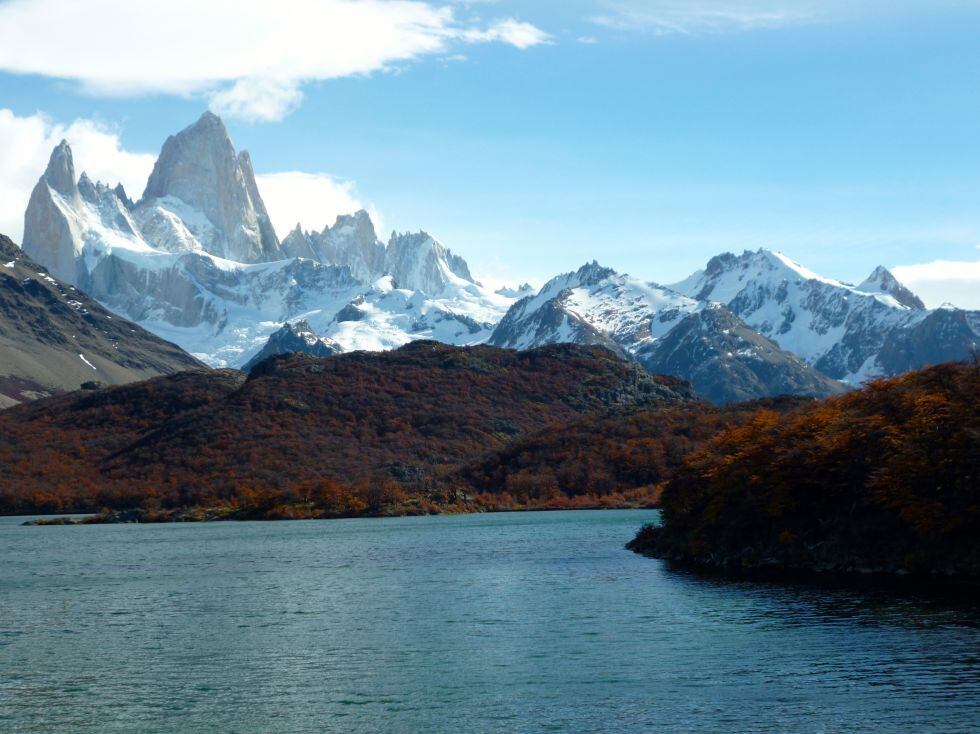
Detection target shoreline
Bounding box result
[18,502,661,526]
[627,528,980,597]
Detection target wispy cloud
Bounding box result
[592,2,810,34]
[462,19,553,48]
[0,0,550,122]
[590,0,980,35]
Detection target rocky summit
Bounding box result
[141,111,281,263]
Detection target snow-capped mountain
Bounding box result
[490,261,845,401]
[494,283,535,299]
[490,262,697,354]
[670,249,979,383]
[15,111,979,402]
[20,113,513,367]
[141,111,281,263]
[280,211,385,283]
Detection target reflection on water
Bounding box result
[1,510,977,733]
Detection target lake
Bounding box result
[1,510,978,733]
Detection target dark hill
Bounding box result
[0,234,203,407]
[0,341,694,516]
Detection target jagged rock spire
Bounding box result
[22,140,82,283]
[42,140,79,199]
[141,112,280,262]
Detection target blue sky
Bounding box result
[0,0,978,305]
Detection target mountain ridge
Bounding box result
[13,112,980,403]
[0,233,203,407]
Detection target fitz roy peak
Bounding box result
[21,113,509,368]
[140,111,281,263]
[15,112,980,403]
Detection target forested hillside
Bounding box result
[0,342,694,518]
[629,361,980,582]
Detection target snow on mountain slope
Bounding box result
[20,113,975,387]
[20,113,515,369]
[280,210,386,283]
[319,274,511,352]
[857,266,926,310]
[668,249,975,383]
[140,112,280,263]
[491,260,845,402]
[491,262,697,354]
[242,319,341,372]
[639,303,848,404]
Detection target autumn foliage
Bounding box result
[0,342,696,517]
[631,361,980,580]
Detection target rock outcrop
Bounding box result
[242,320,341,372]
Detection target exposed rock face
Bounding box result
[42,139,78,198]
[876,307,980,376]
[491,261,693,354]
[282,215,476,296]
[637,304,847,404]
[22,141,83,283]
[0,234,202,407]
[387,231,474,294]
[19,113,977,391]
[141,112,280,262]
[281,210,386,283]
[242,320,341,372]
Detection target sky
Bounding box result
[0,0,978,307]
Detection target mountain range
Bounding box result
[10,112,980,404]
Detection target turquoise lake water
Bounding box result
[1,510,978,733]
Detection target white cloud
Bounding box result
[0,109,155,243]
[0,0,549,122]
[210,79,306,124]
[893,257,980,310]
[590,0,980,34]
[256,171,374,238]
[463,19,553,49]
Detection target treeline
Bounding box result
[630,361,980,581]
